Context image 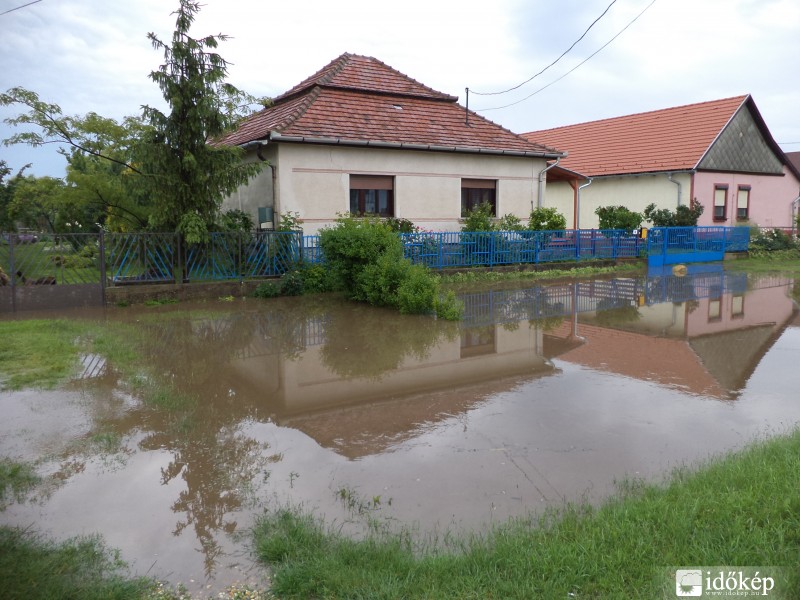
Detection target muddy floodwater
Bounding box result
[2,266,799,594]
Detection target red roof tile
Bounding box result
[522,96,750,177]
[219,53,561,157]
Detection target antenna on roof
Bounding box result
[465,88,470,126]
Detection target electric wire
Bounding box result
[478,0,656,112]
[0,0,42,16]
[471,0,618,96]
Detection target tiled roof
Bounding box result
[522,96,751,177]
[787,151,800,174]
[219,53,561,157]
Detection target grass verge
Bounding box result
[725,249,800,274]
[437,261,643,286]
[254,429,800,599]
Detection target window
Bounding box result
[731,294,744,318]
[707,297,722,321]
[713,185,728,221]
[461,179,496,217]
[349,175,394,217]
[736,186,750,221]
[460,325,496,358]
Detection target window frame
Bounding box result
[736,185,751,221]
[713,184,728,222]
[349,175,395,217]
[461,179,497,218]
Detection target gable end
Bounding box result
[698,106,784,174]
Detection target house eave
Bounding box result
[263,131,564,159]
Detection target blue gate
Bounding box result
[646,226,749,267]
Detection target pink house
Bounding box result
[523,96,800,230]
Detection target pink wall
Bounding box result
[685,283,795,337]
[692,166,800,229]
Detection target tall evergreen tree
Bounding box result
[137,0,263,242]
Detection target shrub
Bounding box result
[528,207,567,231]
[298,264,337,294]
[319,215,404,295]
[356,252,411,307]
[253,281,281,298]
[750,227,796,251]
[434,290,464,321]
[461,202,495,232]
[279,270,305,297]
[643,202,704,227]
[384,217,418,233]
[595,205,643,232]
[396,264,438,314]
[496,213,525,231]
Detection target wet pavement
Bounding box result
[1,265,799,594]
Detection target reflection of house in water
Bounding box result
[229,269,795,457]
[230,307,556,458]
[544,268,797,399]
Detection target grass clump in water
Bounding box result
[0,459,40,507]
[253,430,800,598]
[0,526,154,600]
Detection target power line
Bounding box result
[471,0,618,96]
[478,0,656,112]
[0,0,42,16]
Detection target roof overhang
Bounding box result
[243,131,564,159]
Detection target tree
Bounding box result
[2,0,265,242]
[643,202,704,227]
[595,205,642,232]
[134,0,264,242]
[8,175,70,232]
[0,160,27,231]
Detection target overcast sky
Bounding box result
[2,0,799,178]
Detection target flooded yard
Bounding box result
[1,266,799,594]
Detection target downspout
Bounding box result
[576,178,593,230]
[668,172,682,206]
[792,196,800,240]
[537,157,562,209]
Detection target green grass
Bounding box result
[254,430,800,598]
[437,261,642,286]
[0,320,87,390]
[0,459,40,507]
[726,249,800,274]
[0,526,154,600]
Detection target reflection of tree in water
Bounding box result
[320,305,458,380]
[66,304,319,577]
[591,297,641,327]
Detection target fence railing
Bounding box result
[302,229,646,269]
[2,227,750,290]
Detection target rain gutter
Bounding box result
[576,178,593,230]
[266,131,563,159]
[668,172,682,206]
[536,157,562,209]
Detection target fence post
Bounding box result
[99,231,107,305]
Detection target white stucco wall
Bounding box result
[220,148,276,226]
[235,143,549,235]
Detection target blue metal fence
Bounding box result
[303,229,646,269]
[646,226,750,267]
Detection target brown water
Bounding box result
[1,268,799,594]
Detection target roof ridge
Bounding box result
[273,87,321,133]
[524,95,750,136]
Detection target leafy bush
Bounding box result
[496,213,525,231]
[279,270,305,297]
[253,281,282,298]
[528,207,567,231]
[595,205,642,232]
[750,227,796,251]
[318,215,461,319]
[216,208,254,232]
[384,217,418,233]
[643,202,704,227]
[319,215,404,295]
[461,202,495,232]
[298,264,337,294]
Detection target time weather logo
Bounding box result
[675,569,703,597]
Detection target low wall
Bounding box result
[105,280,267,306]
